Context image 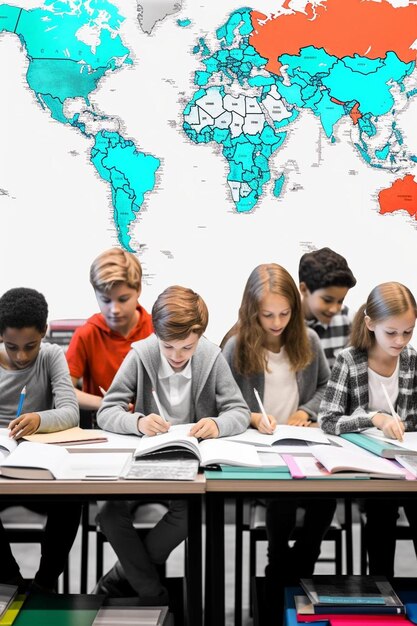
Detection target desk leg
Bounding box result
[205,493,225,626]
[345,498,353,575]
[186,495,203,626]
[234,498,243,626]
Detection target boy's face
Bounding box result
[95,282,140,335]
[158,332,200,372]
[1,326,45,370]
[300,284,349,325]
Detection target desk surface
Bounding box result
[0,473,206,496]
[205,477,417,493]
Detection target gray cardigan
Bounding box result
[222,328,330,421]
[97,334,250,437]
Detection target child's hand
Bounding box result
[250,412,275,434]
[138,413,170,436]
[8,413,41,439]
[287,410,311,427]
[189,418,219,439]
[372,412,404,442]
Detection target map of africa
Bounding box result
[1,0,417,342]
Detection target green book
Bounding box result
[341,433,403,458]
[13,595,103,626]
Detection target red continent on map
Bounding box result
[379,175,417,218]
[249,0,417,76]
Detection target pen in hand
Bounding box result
[253,388,273,432]
[16,385,26,418]
[380,382,403,442]
[152,389,169,423]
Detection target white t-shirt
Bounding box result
[263,348,299,424]
[368,360,399,414]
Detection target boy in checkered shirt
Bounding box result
[299,247,356,368]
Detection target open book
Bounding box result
[300,445,407,479]
[0,442,131,480]
[0,429,18,461]
[223,425,331,448]
[134,424,263,467]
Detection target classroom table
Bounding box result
[204,477,417,626]
[0,474,205,626]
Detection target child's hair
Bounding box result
[351,282,417,351]
[234,264,312,376]
[0,287,48,334]
[152,286,209,341]
[90,248,142,293]
[298,247,357,292]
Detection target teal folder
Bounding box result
[340,433,401,458]
[205,468,292,480]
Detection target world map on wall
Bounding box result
[1,0,417,340]
[1,0,417,255]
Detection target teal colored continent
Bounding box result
[0,1,131,123]
[273,174,285,198]
[91,131,160,252]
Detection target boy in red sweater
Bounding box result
[66,248,153,410]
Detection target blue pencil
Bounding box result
[16,385,26,417]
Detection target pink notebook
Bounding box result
[297,615,410,624]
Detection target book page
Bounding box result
[224,426,330,447]
[198,439,261,467]
[309,445,406,477]
[363,428,417,452]
[134,424,200,460]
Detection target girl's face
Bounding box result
[258,293,292,347]
[366,309,416,358]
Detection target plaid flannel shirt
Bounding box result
[307,305,352,369]
[318,345,417,435]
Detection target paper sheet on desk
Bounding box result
[363,428,417,452]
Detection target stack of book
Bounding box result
[0,584,24,626]
[286,576,409,625]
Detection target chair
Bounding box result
[0,506,69,592]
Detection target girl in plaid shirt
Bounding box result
[319,281,417,576]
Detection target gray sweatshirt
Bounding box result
[0,342,79,431]
[97,334,251,437]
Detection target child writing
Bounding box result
[94,285,250,603]
[222,263,334,625]
[319,281,417,576]
[299,247,357,368]
[66,248,153,411]
[0,287,81,592]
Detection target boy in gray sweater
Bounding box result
[95,285,250,604]
[0,288,80,592]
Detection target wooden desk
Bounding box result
[204,477,417,626]
[0,475,205,626]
